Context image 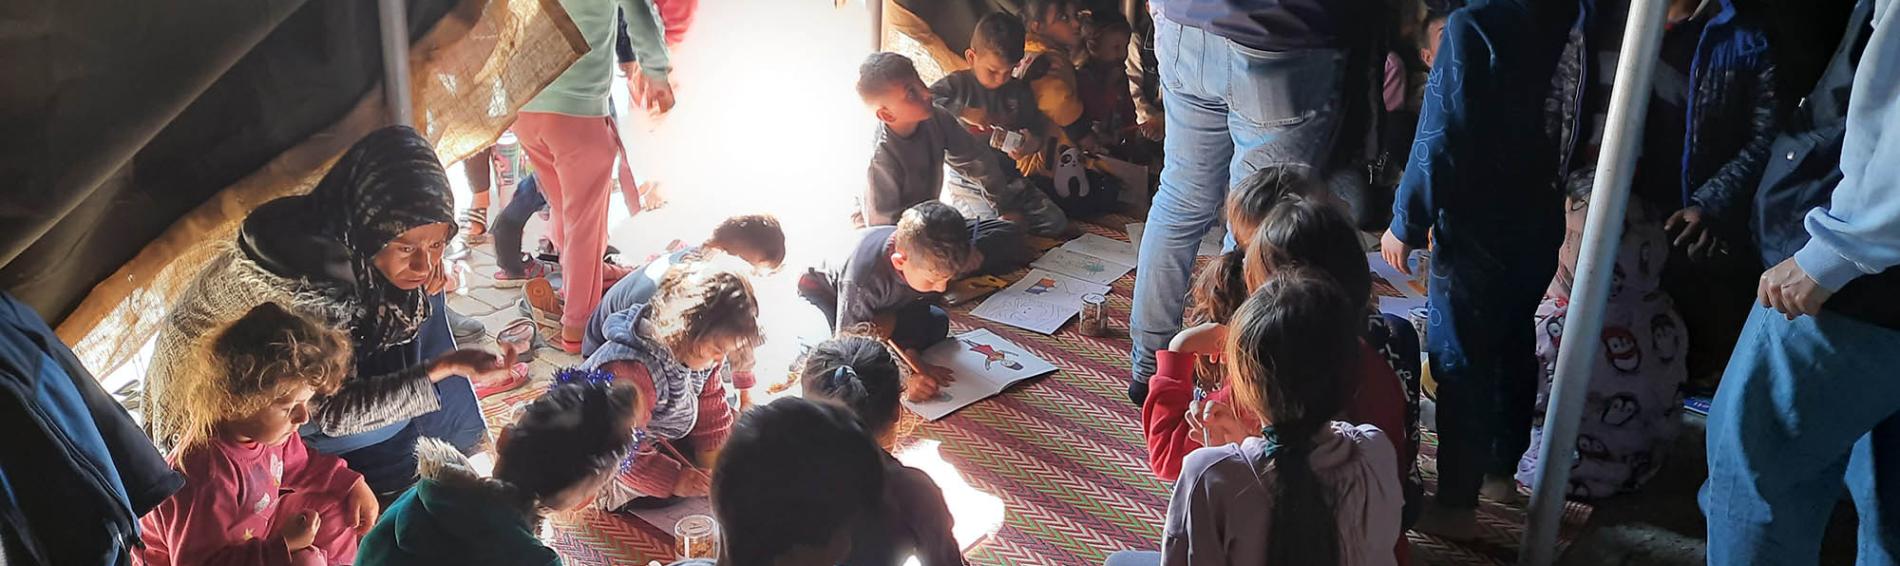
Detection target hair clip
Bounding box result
[551,367,616,390]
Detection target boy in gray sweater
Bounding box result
[857,52,1068,237]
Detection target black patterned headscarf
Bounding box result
[288,126,457,351]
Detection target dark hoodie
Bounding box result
[356,439,561,566]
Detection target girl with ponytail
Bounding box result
[1142,268,1403,566]
[800,336,965,566]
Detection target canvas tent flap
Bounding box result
[0,0,585,377]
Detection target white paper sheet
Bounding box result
[1031,247,1134,285]
[970,269,1112,334]
[1060,233,1139,267]
[1367,251,1429,300]
[902,329,1059,421]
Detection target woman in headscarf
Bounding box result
[147,125,511,496]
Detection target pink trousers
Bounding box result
[513,111,618,329]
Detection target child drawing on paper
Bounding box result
[963,340,1024,371]
[1026,278,1058,295]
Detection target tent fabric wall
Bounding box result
[0,0,584,377]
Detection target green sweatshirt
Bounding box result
[522,0,671,117]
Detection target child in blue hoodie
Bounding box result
[356,379,644,566]
[1377,0,1578,538]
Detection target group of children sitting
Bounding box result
[859,0,1150,241]
[1116,166,1423,565]
[127,2,1447,563]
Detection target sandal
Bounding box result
[493,258,556,288]
[460,207,489,245]
[496,318,539,363]
[522,277,563,328]
[475,362,530,398]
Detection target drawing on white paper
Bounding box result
[972,295,1071,334]
[904,329,1059,420]
[1367,252,1428,300]
[963,339,1024,371]
[1061,234,1138,267]
[971,269,1111,334]
[1033,247,1133,285]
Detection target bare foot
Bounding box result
[1413,501,1482,541]
[1481,476,1524,505]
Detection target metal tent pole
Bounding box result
[379,0,415,127]
[869,0,884,51]
[1520,0,1669,564]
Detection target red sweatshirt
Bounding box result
[1142,341,1408,482]
[138,435,362,566]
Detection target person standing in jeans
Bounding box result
[1705,1,1900,562]
[1126,0,1369,405]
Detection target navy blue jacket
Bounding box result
[0,293,183,566]
[1389,0,1577,253]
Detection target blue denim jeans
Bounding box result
[1127,14,1343,398]
[1702,305,1900,565]
[1103,550,1161,566]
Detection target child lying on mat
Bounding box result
[580,258,762,510]
[140,303,374,566]
[800,336,963,566]
[357,379,643,566]
[799,202,1030,400]
[714,398,888,566]
[583,214,785,406]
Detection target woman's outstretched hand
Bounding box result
[429,348,510,384]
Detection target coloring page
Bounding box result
[971,269,1111,334]
[1032,247,1133,285]
[970,294,1075,335]
[1059,233,1139,268]
[903,329,1057,420]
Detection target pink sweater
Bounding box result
[138,435,362,566]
